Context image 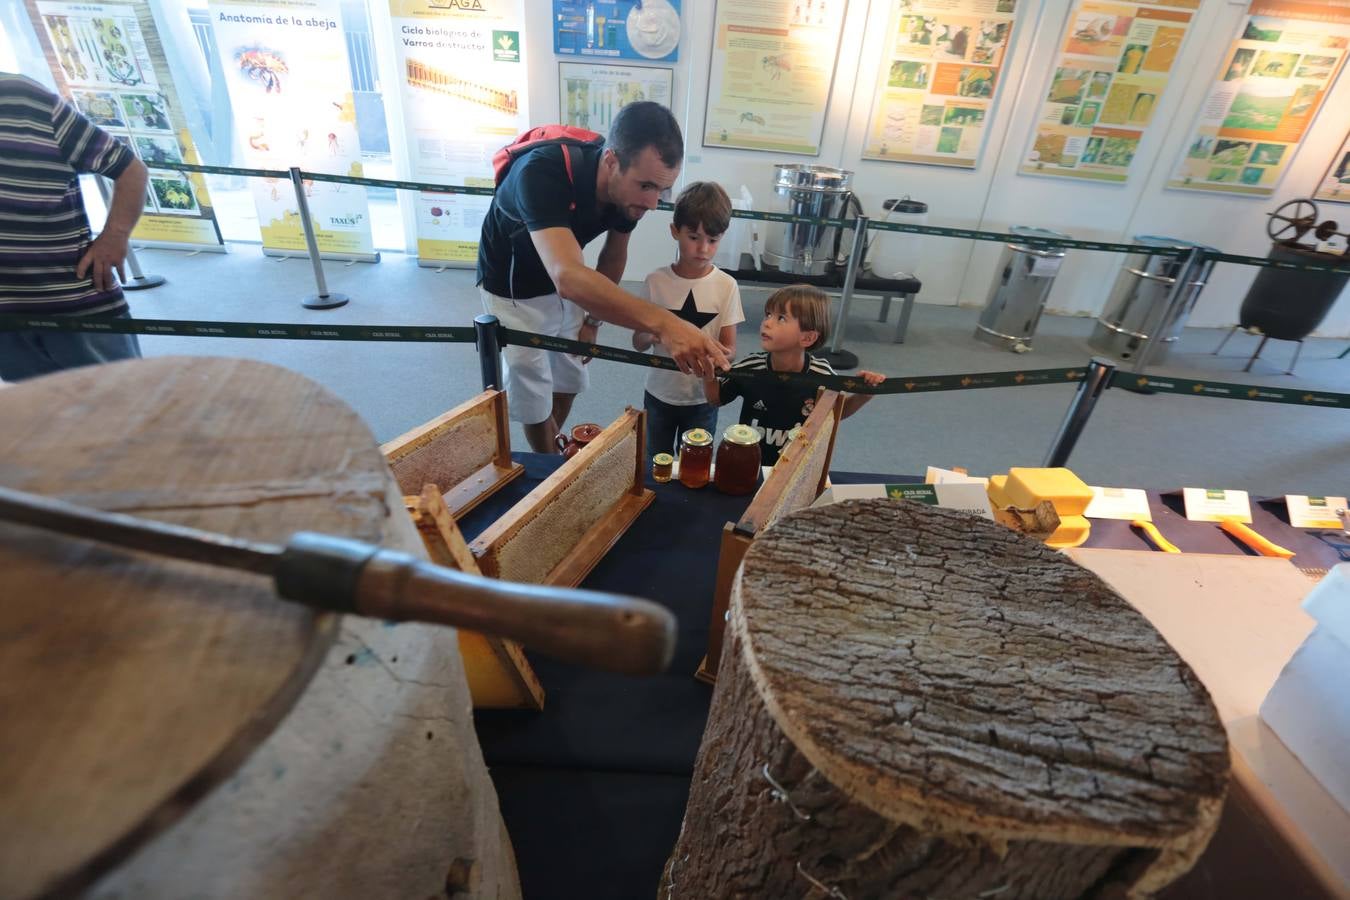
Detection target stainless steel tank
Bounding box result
[1089,235,1217,362]
[761,164,854,276]
[974,226,1070,351]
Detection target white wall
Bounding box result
[515,0,1350,338]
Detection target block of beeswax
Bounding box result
[1003,468,1094,516]
[987,475,1012,509]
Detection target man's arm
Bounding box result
[78,158,148,292]
[530,227,730,376]
[595,228,629,285]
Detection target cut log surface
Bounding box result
[0,357,516,900]
[665,499,1229,899]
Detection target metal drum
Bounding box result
[762,164,854,276]
[974,226,1070,351]
[1089,235,1217,362]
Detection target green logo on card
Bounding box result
[1206,489,1226,501]
[493,31,519,62]
[886,484,938,504]
[1309,496,1326,506]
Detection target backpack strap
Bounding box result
[562,144,576,212]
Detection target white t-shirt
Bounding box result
[641,265,745,406]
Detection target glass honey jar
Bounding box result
[652,452,674,483]
[714,424,762,495]
[678,428,714,489]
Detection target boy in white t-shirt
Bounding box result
[632,182,744,457]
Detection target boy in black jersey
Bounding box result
[704,284,885,465]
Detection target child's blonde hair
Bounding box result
[764,284,830,351]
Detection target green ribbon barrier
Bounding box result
[0,314,475,344]
[1117,372,1350,409]
[156,161,1350,271]
[498,327,1086,395]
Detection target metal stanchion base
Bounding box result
[303,292,350,310]
[821,348,858,370]
[121,274,166,291]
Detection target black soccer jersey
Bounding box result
[715,351,836,466]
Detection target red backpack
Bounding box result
[491,125,604,211]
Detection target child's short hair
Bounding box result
[672,181,731,237]
[765,284,831,351]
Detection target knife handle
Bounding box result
[1218,517,1295,559]
[1131,519,1180,553]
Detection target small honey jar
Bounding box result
[651,452,674,483]
[678,428,714,489]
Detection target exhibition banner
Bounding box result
[1167,0,1350,197]
[553,0,681,62]
[207,0,375,257]
[861,0,1020,167]
[388,0,528,265]
[1021,0,1197,182]
[559,61,673,139]
[1314,128,1350,202]
[703,0,848,155]
[26,0,224,249]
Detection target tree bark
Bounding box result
[663,499,1228,899]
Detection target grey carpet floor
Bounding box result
[80,245,1350,495]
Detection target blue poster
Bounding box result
[553,0,681,62]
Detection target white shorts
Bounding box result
[479,288,589,425]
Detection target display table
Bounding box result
[465,453,1347,900]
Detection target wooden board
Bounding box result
[0,357,515,899]
[406,486,545,710]
[1065,549,1349,897]
[697,391,844,682]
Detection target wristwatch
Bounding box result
[583,315,603,328]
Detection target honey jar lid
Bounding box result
[653,452,674,465]
[681,428,713,447]
[722,424,761,446]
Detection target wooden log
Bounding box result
[665,499,1229,899]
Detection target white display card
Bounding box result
[1084,486,1152,521]
[1285,495,1348,530]
[1182,488,1253,523]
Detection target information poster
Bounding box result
[208,0,375,257]
[703,0,847,156]
[1021,0,1197,182]
[26,0,223,249]
[1314,129,1350,202]
[389,0,528,265]
[1168,0,1350,197]
[861,0,1019,167]
[553,0,681,61]
[559,62,673,139]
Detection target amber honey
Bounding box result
[714,424,762,495]
[678,428,714,489]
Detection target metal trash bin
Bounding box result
[762,164,856,276]
[974,226,1070,351]
[1089,235,1217,362]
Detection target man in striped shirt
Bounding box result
[0,74,149,381]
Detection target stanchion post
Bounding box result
[823,214,869,371]
[1043,357,1116,468]
[289,166,349,310]
[475,314,503,391]
[95,177,164,290]
[1130,247,1200,375]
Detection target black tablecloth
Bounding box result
[464,454,1342,899]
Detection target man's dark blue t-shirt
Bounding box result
[476,142,637,299]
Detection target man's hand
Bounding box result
[77,230,129,292]
[575,321,599,365]
[659,316,731,378]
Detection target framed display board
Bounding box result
[1168,0,1350,197]
[1020,0,1199,183]
[861,0,1021,168]
[558,61,674,139]
[553,0,681,62]
[702,0,848,156]
[1313,129,1350,203]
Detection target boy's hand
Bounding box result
[858,370,886,387]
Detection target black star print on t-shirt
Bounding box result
[673,289,718,329]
